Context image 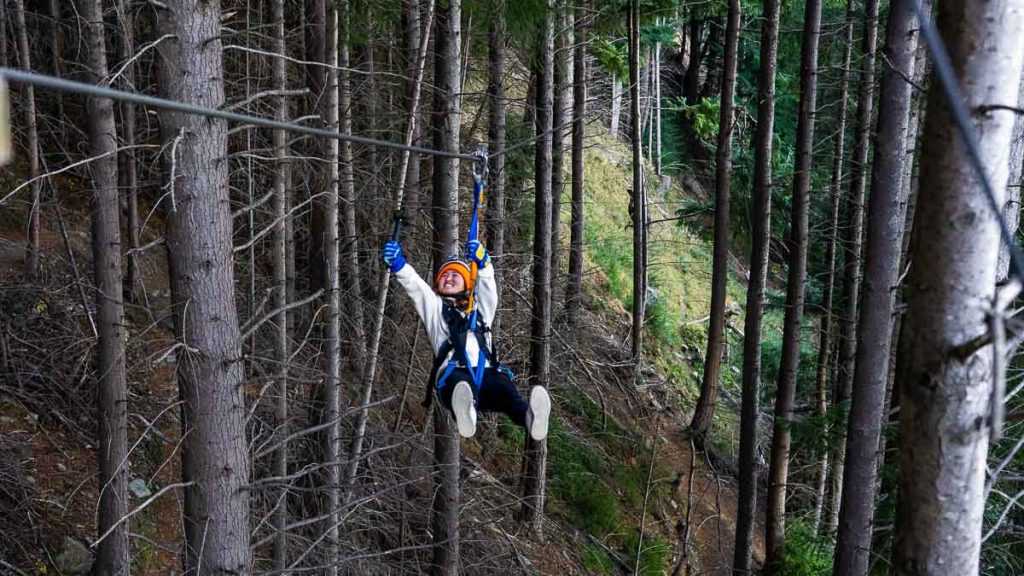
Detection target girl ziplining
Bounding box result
[381,158,550,441]
[382,239,550,440]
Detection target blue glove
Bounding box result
[466,239,491,268]
[382,240,406,273]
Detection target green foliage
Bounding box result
[590,37,630,80]
[646,296,677,347]
[623,531,671,575]
[581,543,614,574]
[774,523,834,575]
[548,420,621,536]
[560,387,619,436]
[640,22,676,48]
[673,97,721,145]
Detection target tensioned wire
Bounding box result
[0,67,478,162]
[0,66,586,167]
[911,0,1024,280]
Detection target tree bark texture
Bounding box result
[833,1,920,573]
[765,0,822,569]
[629,0,645,364]
[12,0,40,276]
[551,9,569,289]
[683,17,703,106]
[829,0,880,536]
[402,0,424,228]
[155,1,252,572]
[430,1,462,571]
[690,0,740,444]
[486,6,507,265]
[734,0,780,571]
[566,2,588,325]
[432,0,461,260]
[522,0,554,538]
[893,2,1024,573]
[997,67,1024,282]
[83,0,130,573]
[812,0,856,533]
[610,76,622,138]
[340,8,367,377]
[311,1,342,569]
[0,1,7,68]
[271,0,290,569]
[116,0,141,302]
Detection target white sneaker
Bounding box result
[527,386,551,441]
[451,381,477,438]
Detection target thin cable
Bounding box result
[0,67,478,162]
[912,0,1024,280]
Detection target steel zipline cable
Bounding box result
[0,66,590,169]
[0,67,478,161]
[911,0,1024,281]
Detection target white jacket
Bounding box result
[394,262,497,368]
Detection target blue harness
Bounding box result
[422,302,512,407]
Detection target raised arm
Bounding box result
[467,240,497,326]
[475,264,498,326]
[394,262,443,334]
[383,241,444,348]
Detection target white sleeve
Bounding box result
[475,264,498,326]
[394,263,446,352]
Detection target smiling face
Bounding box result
[437,269,467,295]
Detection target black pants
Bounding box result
[437,367,528,427]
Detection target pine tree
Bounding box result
[765,0,822,568]
[893,2,1024,572]
[734,0,780,570]
[690,0,741,444]
[155,1,252,571]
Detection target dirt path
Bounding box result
[656,423,765,575]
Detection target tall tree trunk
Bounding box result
[303,0,342,568]
[155,1,252,572]
[340,4,366,374]
[12,0,40,276]
[629,0,645,364]
[734,0,780,571]
[521,0,554,538]
[828,0,880,536]
[998,69,1024,282]
[486,2,507,280]
[654,31,662,177]
[690,0,740,444]
[610,75,622,137]
[565,2,588,325]
[305,0,327,294]
[875,50,929,559]
[893,3,1024,573]
[833,1,920,573]
[83,1,129,573]
[683,16,703,106]
[430,0,462,571]
[764,0,822,569]
[321,5,342,572]
[811,0,856,533]
[525,64,538,133]
[270,0,290,569]
[0,1,7,68]
[550,7,569,291]
[402,0,424,229]
[48,0,64,129]
[116,0,142,303]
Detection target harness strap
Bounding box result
[421,302,503,407]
